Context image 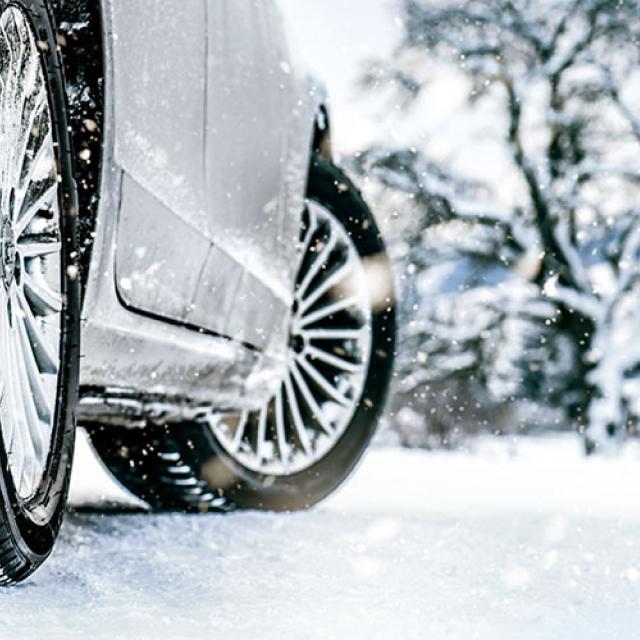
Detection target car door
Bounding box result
[111,0,210,325]
[186,0,313,351]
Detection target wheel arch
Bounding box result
[51,0,105,297]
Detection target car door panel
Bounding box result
[200,0,311,349]
[186,246,243,338]
[186,244,288,351]
[110,0,315,354]
[116,175,210,322]
[111,0,209,323]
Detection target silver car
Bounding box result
[0,0,395,584]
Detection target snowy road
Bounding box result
[2,435,640,639]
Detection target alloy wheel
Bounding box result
[211,201,373,476]
[0,5,63,501]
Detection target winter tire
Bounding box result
[89,154,395,511]
[0,0,79,584]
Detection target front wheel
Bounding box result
[89,154,395,511]
[0,0,80,584]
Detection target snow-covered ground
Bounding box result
[1,434,640,639]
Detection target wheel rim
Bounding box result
[0,6,63,501]
[212,201,373,476]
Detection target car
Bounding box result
[0,0,395,584]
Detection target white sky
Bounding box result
[278,0,402,152]
[278,1,522,208]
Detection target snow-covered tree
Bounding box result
[358,0,640,450]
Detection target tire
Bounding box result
[0,0,79,584]
[89,154,395,512]
[86,423,225,513]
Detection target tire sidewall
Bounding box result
[0,0,79,564]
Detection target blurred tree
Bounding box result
[357,0,640,450]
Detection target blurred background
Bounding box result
[280,0,640,454]
[47,3,640,636]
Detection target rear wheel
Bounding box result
[0,0,79,584]
[89,155,395,511]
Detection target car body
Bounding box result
[0,0,395,583]
[67,0,329,422]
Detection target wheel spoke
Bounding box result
[0,302,20,468]
[306,345,364,374]
[13,88,47,202]
[12,314,47,458]
[303,328,366,341]
[23,271,62,316]
[231,411,248,453]
[18,240,61,259]
[296,226,337,301]
[297,353,351,407]
[14,292,53,424]
[289,358,334,435]
[16,287,58,374]
[15,182,56,238]
[17,129,54,199]
[274,387,289,464]
[297,295,360,329]
[256,406,268,460]
[6,319,38,496]
[283,374,312,456]
[298,256,355,315]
